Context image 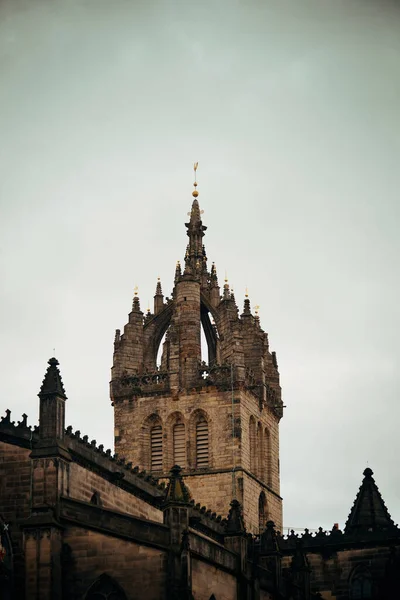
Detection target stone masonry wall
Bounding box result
[67,462,163,522]
[114,385,282,533]
[242,472,282,533]
[63,526,167,600]
[0,439,32,599]
[191,557,237,600]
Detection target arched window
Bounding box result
[173,423,186,467]
[257,422,263,479]
[265,427,272,487]
[196,419,209,467]
[151,425,163,471]
[349,566,372,599]
[258,491,267,533]
[85,573,127,600]
[249,416,256,473]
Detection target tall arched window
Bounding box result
[196,419,209,467]
[85,573,127,600]
[258,491,267,533]
[249,416,256,473]
[265,427,272,487]
[349,566,372,599]
[173,423,186,467]
[151,425,163,471]
[257,422,263,479]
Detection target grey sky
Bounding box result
[1,0,399,531]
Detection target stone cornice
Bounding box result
[59,496,169,551]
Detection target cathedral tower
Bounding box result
[111,170,284,532]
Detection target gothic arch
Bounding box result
[141,413,163,472]
[189,409,211,469]
[349,565,372,599]
[143,302,174,370]
[166,411,186,469]
[258,491,268,532]
[256,421,263,479]
[264,427,272,487]
[84,573,127,600]
[249,416,257,473]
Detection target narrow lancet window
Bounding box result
[151,425,163,471]
[196,419,209,467]
[173,423,186,467]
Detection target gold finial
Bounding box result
[134,285,139,297]
[245,287,249,298]
[193,162,199,197]
[254,304,260,316]
[157,276,160,281]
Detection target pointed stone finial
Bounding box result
[39,357,67,399]
[155,277,163,296]
[242,289,251,315]
[225,499,245,534]
[114,329,121,343]
[164,465,191,505]
[175,260,182,284]
[132,286,141,311]
[260,520,281,554]
[223,276,230,300]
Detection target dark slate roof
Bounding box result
[39,357,67,399]
[344,467,396,534]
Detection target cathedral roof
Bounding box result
[38,357,67,400]
[344,468,396,534]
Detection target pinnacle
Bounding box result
[190,198,201,225]
[344,467,396,534]
[155,277,163,296]
[225,499,245,534]
[164,465,191,504]
[38,357,67,400]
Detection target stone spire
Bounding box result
[184,164,207,277]
[39,357,67,400]
[132,286,141,312]
[344,468,397,534]
[34,357,70,458]
[242,289,251,316]
[154,277,164,315]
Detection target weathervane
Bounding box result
[192,162,199,199]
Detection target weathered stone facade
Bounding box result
[111,193,283,534]
[1,185,400,599]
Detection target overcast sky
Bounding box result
[1,0,399,531]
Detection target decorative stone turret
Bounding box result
[111,166,284,532]
[154,278,164,315]
[31,357,70,460]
